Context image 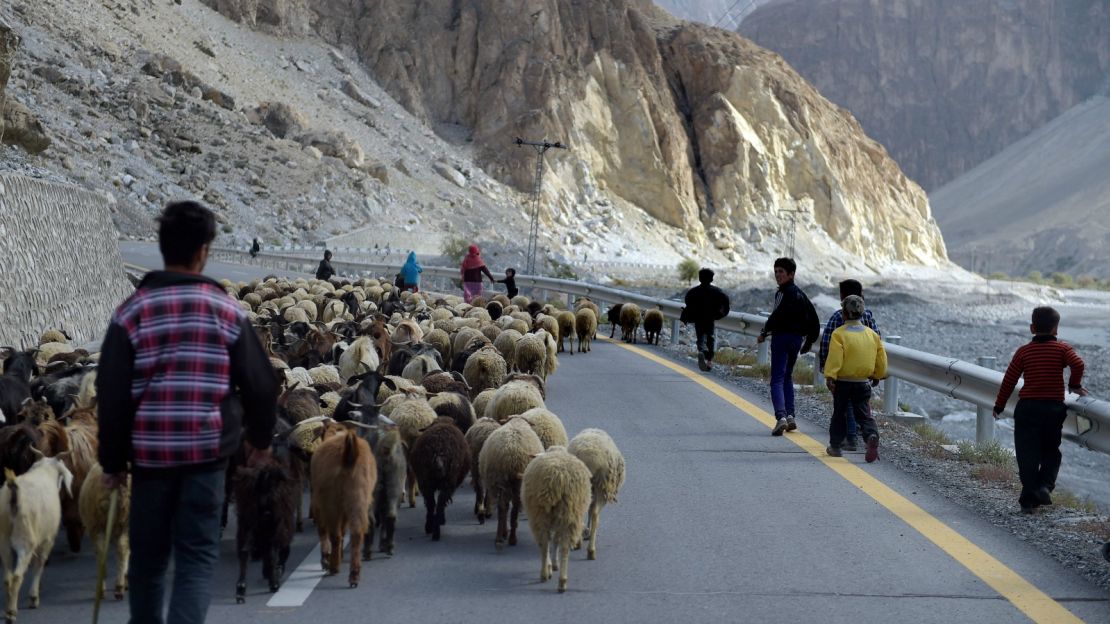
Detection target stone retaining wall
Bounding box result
[0,173,132,348]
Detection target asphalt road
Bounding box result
[16,247,1109,623]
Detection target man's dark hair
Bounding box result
[506,268,516,276]
[158,201,216,266]
[839,279,863,300]
[774,257,797,274]
[698,268,714,284]
[324,250,332,259]
[1031,306,1061,333]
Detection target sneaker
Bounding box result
[1035,487,1053,506]
[864,434,880,463]
[786,417,797,432]
[842,438,858,452]
[772,418,788,436]
[697,352,709,371]
[825,445,842,457]
[1020,504,1036,515]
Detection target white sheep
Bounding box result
[462,346,507,398]
[568,428,626,560]
[479,418,543,549]
[80,463,131,601]
[522,446,592,593]
[308,364,342,387]
[520,408,569,449]
[339,336,380,382]
[0,450,74,621]
[514,333,547,379]
[485,380,545,422]
[464,417,500,522]
[402,354,441,384]
[284,367,314,389]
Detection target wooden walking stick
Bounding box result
[93,488,120,624]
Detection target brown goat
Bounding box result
[410,417,470,541]
[310,427,376,587]
[61,408,98,552]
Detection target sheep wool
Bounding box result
[479,417,544,548]
[522,446,592,593]
[514,332,547,380]
[308,365,342,387]
[485,380,545,422]
[575,308,597,353]
[471,389,498,422]
[284,367,315,389]
[79,463,131,601]
[493,329,522,370]
[620,303,642,343]
[555,311,576,353]
[339,336,380,383]
[462,346,507,398]
[520,408,569,449]
[464,417,500,522]
[568,428,626,561]
[38,329,68,345]
[643,309,664,345]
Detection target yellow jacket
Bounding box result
[825,321,887,382]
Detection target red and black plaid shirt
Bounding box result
[994,335,1085,413]
[110,278,244,468]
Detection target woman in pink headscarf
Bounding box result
[460,244,495,303]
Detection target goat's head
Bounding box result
[30,447,74,495]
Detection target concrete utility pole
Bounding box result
[516,137,567,275]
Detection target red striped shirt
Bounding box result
[994,336,1084,412]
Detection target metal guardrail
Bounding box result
[211,246,1110,456]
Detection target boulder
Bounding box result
[246,101,308,138]
[433,161,466,188]
[295,129,363,169]
[340,80,381,109]
[2,98,51,154]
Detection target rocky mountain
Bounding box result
[652,0,772,27]
[741,0,1110,191]
[931,95,1110,279]
[201,0,949,272]
[4,0,951,282]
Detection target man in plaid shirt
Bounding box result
[98,201,277,624]
[818,279,880,451]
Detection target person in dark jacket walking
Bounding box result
[460,244,494,303]
[97,201,278,624]
[683,268,731,371]
[249,237,260,258]
[315,249,335,281]
[497,268,519,299]
[757,257,820,436]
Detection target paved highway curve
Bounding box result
[16,245,1109,623]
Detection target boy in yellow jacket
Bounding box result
[824,295,888,462]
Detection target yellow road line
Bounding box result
[607,338,1084,624]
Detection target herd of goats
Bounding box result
[0,274,673,619]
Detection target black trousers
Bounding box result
[694,322,716,360]
[1013,399,1067,506]
[829,381,878,447]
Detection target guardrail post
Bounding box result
[812,353,824,387]
[670,318,681,346]
[756,339,769,366]
[566,293,573,309]
[883,336,901,415]
[976,356,997,444]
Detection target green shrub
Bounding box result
[677,258,700,283]
[713,348,756,366]
[1050,272,1074,288]
[792,361,814,385]
[988,271,1009,280]
[1077,275,1096,289]
[548,259,579,280]
[440,235,470,264]
[1054,490,1097,513]
[956,440,1015,468]
[1027,270,1044,283]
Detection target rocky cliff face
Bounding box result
[741,0,1110,191]
[203,0,949,269]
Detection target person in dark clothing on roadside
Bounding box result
[498,268,519,299]
[98,201,279,624]
[249,237,260,258]
[993,306,1087,514]
[315,249,335,281]
[757,257,820,436]
[683,268,731,372]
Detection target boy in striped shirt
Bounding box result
[993,306,1087,513]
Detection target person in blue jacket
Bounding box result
[400,251,423,292]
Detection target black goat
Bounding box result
[0,350,37,423]
[234,422,298,603]
[410,416,470,541]
[607,304,624,339]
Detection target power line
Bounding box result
[711,0,757,29]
